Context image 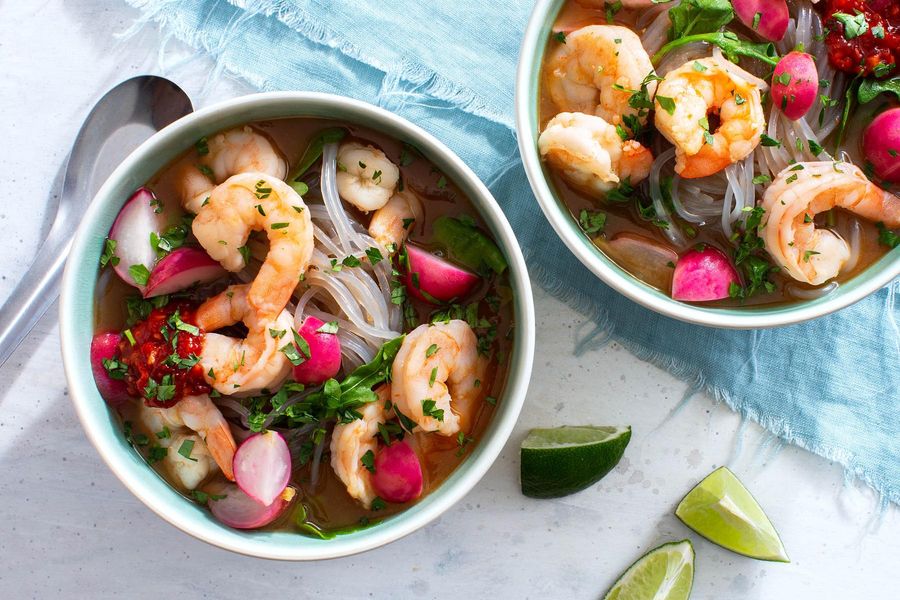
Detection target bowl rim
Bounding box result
[514,0,900,329]
[60,91,535,560]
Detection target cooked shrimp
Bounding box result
[391,320,486,436]
[539,112,654,196]
[195,284,295,396]
[336,142,400,212]
[368,187,423,250]
[138,394,238,483]
[192,172,313,317]
[178,126,287,213]
[761,161,900,285]
[654,57,765,179]
[545,25,658,127]
[166,433,218,490]
[330,386,391,508]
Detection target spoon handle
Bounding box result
[0,237,72,368]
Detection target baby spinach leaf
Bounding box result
[858,77,900,104]
[668,0,734,39]
[432,215,508,274]
[288,127,347,183]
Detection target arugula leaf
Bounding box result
[668,0,734,39]
[654,32,779,67]
[858,77,900,104]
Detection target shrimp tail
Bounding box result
[203,423,237,481]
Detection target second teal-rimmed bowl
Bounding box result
[60,92,535,559]
[515,0,899,329]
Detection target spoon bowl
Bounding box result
[0,76,192,367]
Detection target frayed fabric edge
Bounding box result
[225,0,514,128]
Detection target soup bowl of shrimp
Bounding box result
[60,92,534,559]
[516,0,900,328]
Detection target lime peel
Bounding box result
[520,425,631,499]
[675,466,790,562]
[603,539,695,600]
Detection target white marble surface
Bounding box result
[0,1,896,598]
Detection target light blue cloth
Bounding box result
[126,0,900,502]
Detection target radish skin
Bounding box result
[404,244,480,304]
[862,108,900,184]
[144,247,226,298]
[733,0,789,42]
[90,332,131,406]
[207,482,292,529]
[672,246,740,302]
[291,316,342,385]
[771,52,818,121]
[232,431,291,506]
[108,187,166,293]
[371,441,424,504]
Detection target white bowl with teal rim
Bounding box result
[60,92,535,559]
[515,1,900,328]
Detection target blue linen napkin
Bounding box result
[125,0,900,502]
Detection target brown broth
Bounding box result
[538,2,893,307]
[96,117,515,535]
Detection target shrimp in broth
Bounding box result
[93,118,515,535]
[538,0,899,306]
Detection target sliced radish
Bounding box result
[144,247,226,298]
[733,0,789,42]
[108,187,166,293]
[404,244,481,304]
[232,431,291,506]
[207,481,291,529]
[863,108,900,184]
[600,232,678,291]
[291,316,342,385]
[771,52,818,121]
[371,441,423,504]
[672,246,741,302]
[90,332,131,406]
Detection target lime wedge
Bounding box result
[603,540,694,600]
[675,466,789,562]
[520,425,630,498]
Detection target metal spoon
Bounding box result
[0,76,193,368]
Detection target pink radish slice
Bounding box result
[207,482,290,529]
[733,0,789,42]
[144,247,226,298]
[404,244,481,304]
[771,52,818,121]
[672,246,741,302]
[371,441,423,504]
[90,332,131,406]
[599,232,678,291]
[232,431,291,506]
[108,187,166,292]
[291,316,342,385]
[862,108,900,184]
